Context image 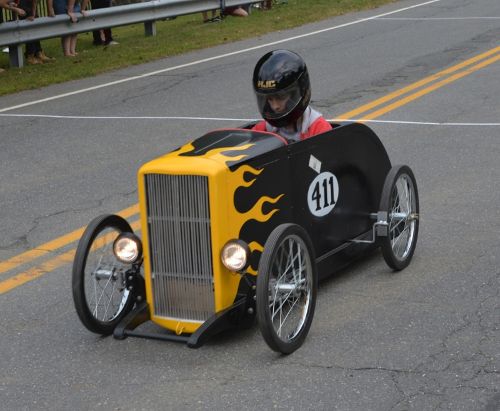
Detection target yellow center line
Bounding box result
[360,52,500,120]
[1,45,499,294]
[0,204,139,276]
[0,220,141,295]
[337,45,500,120]
[0,249,76,295]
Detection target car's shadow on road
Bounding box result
[116,247,399,356]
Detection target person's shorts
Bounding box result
[53,0,81,15]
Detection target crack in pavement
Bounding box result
[0,189,137,252]
[288,254,498,410]
[120,73,198,105]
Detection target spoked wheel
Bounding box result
[379,165,419,270]
[72,214,137,335]
[256,224,317,354]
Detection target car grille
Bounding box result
[144,174,215,322]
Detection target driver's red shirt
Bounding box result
[252,107,332,141]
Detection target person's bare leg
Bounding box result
[231,7,248,17]
[62,36,73,56]
[69,34,78,56]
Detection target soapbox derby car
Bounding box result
[72,121,419,354]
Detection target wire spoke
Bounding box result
[94,271,114,319]
[276,295,301,337]
[84,228,130,322]
[102,278,117,320]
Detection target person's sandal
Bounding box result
[204,15,221,23]
[36,51,55,62]
[26,54,42,65]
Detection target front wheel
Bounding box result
[379,165,419,270]
[256,224,317,354]
[72,214,137,335]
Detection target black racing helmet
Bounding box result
[253,49,311,128]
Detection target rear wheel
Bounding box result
[379,165,419,270]
[256,224,317,354]
[72,214,137,335]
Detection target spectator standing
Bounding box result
[90,0,117,45]
[17,0,55,64]
[53,0,89,56]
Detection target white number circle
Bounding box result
[307,172,339,217]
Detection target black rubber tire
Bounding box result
[72,214,135,335]
[256,224,317,354]
[379,165,419,271]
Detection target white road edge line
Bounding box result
[376,17,500,20]
[2,113,499,126]
[0,0,440,114]
[332,119,500,126]
[0,113,257,121]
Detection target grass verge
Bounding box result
[0,0,394,96]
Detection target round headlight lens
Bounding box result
[221,240,250,272]
[113,233,142,264]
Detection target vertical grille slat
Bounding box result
[145,174,214,322]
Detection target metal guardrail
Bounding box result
[0,0,257,67]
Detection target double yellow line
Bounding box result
[1,45,499,295]
[0,205,140,294]
[336,45,500,121]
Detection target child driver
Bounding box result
[252,49,332,141]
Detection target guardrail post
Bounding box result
[9,45,24,68]
[144,21,156,36]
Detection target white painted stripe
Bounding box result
[376,17,500,20]
[332,119,500,126]
[0,113,257,121]
[0,0,441,114]
[2,113,498,126]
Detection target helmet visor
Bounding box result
[255,82,302,123]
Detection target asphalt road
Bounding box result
[1,0,499,409]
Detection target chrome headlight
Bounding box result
[221,240,250,272]
[113,232,143,264]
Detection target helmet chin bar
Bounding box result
[264,100,303,128]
